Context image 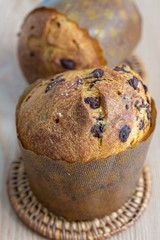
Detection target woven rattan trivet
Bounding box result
[7,157,151,240]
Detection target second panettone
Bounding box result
[17,65,152,163]
[18,0,142,83]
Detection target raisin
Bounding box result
[127,76,139,90]
[126,104,129,110]
[91,123,106,138]
[119,125,131,143]
[84,97,101,109]
[60,59,75,70]
[114,65,130,73]
[139,120,145,130]
[92,69,104,78]
[45,83,53,93]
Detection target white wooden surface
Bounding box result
[0,0,160,239]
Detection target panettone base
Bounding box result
[7,156,151,240]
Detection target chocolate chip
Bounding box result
[45,83,53,93]
[127,76,139,90]
[126,104,129,110]
[30,51,35,57]
[146,107,151,120]
[147,97,150,104]
[60,59,75,70]
[143,84,148,94]
[119,125,131,143]
[140,81,148,94]
[91,123,106,138]
[92,69,104,78]
[84,97,101,109]
[45,78,65,93]
[53,75,65,84]
[146,107,153,127]
[51,78,65,85]
[135,99,147,111]
[139,120,145,130]
[114,65,131,73]
[135,100,140,110]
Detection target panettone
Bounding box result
[16,65,152,163]
[18,0,142,83]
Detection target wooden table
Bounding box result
[0,0,159,239]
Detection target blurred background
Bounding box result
[0,0,159,239]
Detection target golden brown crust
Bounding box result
[16,65,152,163]
[18,8,106,83]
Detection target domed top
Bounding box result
[16,65,152,163]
